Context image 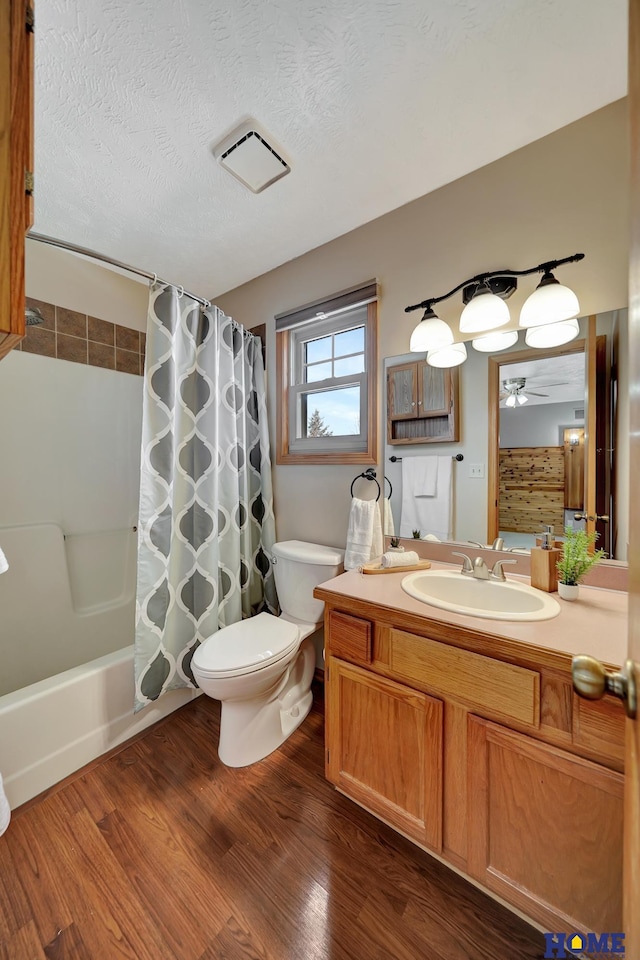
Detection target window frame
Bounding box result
[276,300,378,465]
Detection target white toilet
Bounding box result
[191,540,344,767]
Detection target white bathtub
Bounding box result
[0,521,200,809]
[0,645,200,808]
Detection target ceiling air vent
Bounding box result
[212,121,290,194]
[574,407,585,419]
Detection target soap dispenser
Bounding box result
[530,524,561,593]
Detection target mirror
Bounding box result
[383,309,628,560]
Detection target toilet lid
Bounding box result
[192,612,300,678]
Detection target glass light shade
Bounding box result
[505,394,516,408]
[426,342,467,368]
[519,278,579,328]
[409,313,454,352]
[517,393,528,405]
[471,330,519,353]
[459,291,510,333]
[524,318,579,348]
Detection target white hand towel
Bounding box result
[400,456,453,540]
[0,547,7,575]
[344,498,381,571]
[380,550,420,568]
[383,497,395,538]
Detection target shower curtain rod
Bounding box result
[27,232,212,308]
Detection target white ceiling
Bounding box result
[500,351,585,407]
[33,0,627,299]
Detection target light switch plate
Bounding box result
[469,463,485,478]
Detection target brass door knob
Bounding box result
[572,655,637,719]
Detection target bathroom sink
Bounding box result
[401,570,561,621]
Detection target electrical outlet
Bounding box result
[469,463,485,479]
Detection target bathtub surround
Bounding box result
[135,284,277,710]
[20,297,146,374]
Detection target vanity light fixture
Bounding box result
[524,318,580,348]
[405,253,584,367]
[471,330,519,353]
[427,342,467,368]
[409,306,454,352]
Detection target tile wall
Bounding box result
[21,298,146,375]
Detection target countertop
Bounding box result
[315,561,628,669]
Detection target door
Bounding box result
[326,656,443,851]
[578,7,640,953]
[467,715,623,935]
[627,1,640,954]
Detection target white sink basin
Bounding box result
[401,570,561,621]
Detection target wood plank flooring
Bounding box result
[0,686,546,959]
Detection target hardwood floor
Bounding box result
[0,686,545,959]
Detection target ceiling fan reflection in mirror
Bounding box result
[499,376,568,407]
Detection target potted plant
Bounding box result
[388,537,404,553]
[412,529,422,540]
[556,527,606,600]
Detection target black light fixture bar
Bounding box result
[404,253,585,314]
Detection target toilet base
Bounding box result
[217,637,315,767]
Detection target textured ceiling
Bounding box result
[34,0,627,299]
[500,352,585,407]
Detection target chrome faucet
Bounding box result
[452,552,489,579]
[466,537,505,551]
[453,552,518,581]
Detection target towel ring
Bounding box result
[384,476,393,498]
[350,468,381,502]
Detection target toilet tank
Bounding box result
[272,540,344,625]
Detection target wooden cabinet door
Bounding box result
[326,656,443,851]
[417,360,449,416]
[467,715,623,935]
[0,0,33,360]
[387,361,418,420]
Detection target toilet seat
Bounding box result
[192,612,300,679]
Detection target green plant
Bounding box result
[390,537,400,548]
[412,529,421,539]
[556,527,606,585]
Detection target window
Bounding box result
[276,282,378,464]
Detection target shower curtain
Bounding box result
[134,283,277,711]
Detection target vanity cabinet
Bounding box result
[0,0,34,359]
[386,359,459,444]
[321,600,624,938]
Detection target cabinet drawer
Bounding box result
[329,611,372,665]
[572,694,625,764]
[390,629,539,727]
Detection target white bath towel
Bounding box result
[400,456,453,541]
[383,497,395,538]
[344,498,383,570]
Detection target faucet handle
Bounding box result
[490,558,517,581]
[451,551,473,574]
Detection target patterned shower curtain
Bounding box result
[134,283,277,711]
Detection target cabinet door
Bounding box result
[467,715,623,935]
[387,362,418,419]
[417,361,449,416]
[326,656,443,851]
